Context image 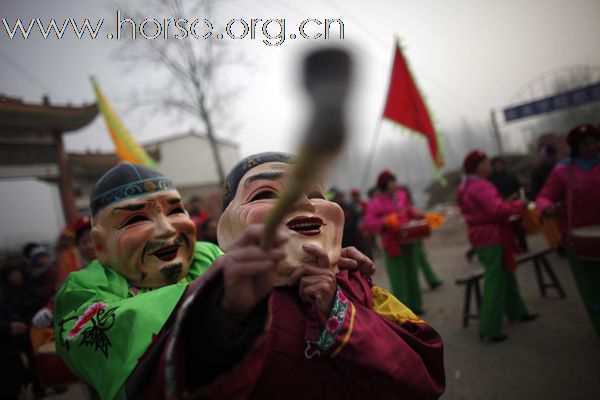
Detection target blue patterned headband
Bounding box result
[90,162,175,217]
[222,152,295,210]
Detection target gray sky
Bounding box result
[2,0,599,152]
[1,0,599,247]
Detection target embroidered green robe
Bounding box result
[54,241,223,400]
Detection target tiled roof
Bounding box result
[67,152,120,180]
[68,152,119,167]
[0,95,98,133]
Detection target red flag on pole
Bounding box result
[382,42,444,170]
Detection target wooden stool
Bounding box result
[455,266,484,327]
[515,248,566,298]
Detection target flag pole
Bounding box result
[360,36,400,190]
[490,108,504,155]
[360,116,384,190]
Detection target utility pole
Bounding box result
[490,108,504,155]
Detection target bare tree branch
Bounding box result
[114,0,241,184]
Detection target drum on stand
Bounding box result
[570,225,600,261]
[397,219,431,245]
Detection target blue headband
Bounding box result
[90,162,175,217]
[222,152,296,210]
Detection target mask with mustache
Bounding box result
[218,153,345,286]
[91,191,197,288]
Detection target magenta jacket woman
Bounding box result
[457,176,524,248]
[536,162,600,232]
[535,124,600,337]
[364,189,422,257]
[456,150,533,342]
[363,171,426,313]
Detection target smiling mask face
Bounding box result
[91,190,196,288]
[217,161,345,286]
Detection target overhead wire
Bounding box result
[0,47,52,94]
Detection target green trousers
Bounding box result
[384,244,423,313]
[475,244,529,336]
[415,241,442,286]
[567,252,600,337]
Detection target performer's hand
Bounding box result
[220,224,288,320]
[288,244,337,315]
[508,199,526,215]
[338,246,375,276]
[10,321,28,336]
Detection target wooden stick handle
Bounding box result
[259,48,352,249]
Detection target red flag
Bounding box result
[382,43,444,169]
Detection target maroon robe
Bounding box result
[139,264,271,400]
[250,269,445,399]
[164,268,445,399]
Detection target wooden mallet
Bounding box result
[260,48,353,248]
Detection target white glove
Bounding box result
[31,308,53,328]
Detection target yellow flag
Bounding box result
[90,77,157,168]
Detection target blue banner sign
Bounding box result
[504,82,600,122]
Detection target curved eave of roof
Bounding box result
[0,102,98,133]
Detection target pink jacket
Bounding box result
[363,190,421,253]
[536,161,600,230]
[456,176,524,248]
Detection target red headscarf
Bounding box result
[566,124,600,146]
[377,170,395,190]
[463,149,487,174]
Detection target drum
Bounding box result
[570,225,600,261]
[397,219,431,245]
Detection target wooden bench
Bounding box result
[456,247,565,327]
[515,248,565,298]
[455,266,484,327]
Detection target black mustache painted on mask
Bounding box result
[160,263,183,285]
[141,234,190,264]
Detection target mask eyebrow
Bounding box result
[111,203,146,214]
[244,171,285,187]
[167,197,182,205]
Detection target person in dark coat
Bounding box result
[488,157,522,199]
[530,144,558,199]
[0,292,29,399]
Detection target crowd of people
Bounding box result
[1,122,598,399]
[1,217,92,398]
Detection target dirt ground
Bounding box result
[369,215,600,400]
[43,215,600,399]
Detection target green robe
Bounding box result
[54,241,223,400]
